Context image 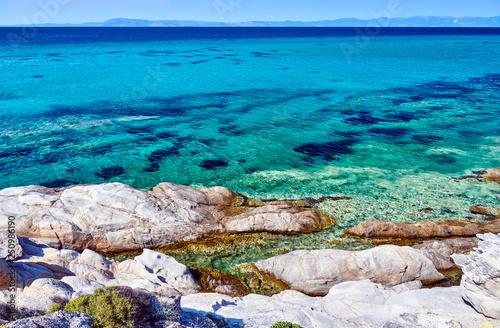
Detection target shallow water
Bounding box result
[1,27,499,236]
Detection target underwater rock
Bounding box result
[0,182,331,253]
[452,233,500,320]
[470,206,500,219]
[251,245,444,296]
[483,167,500,182]
[344,219,500,239]
[191,267,249,297]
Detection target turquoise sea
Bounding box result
[1,27,500,234]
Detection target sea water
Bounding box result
[1,27,499,235]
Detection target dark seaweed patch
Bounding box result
[198,139,217,146]
[32,75,43,79]
[140,136,159,142]
[0,93,20,101]
[0,147,37,159]
[125,126,154,134]
[214,56,225,59]
[148,148,180,162]
[386,111,425,123]
[411,134,444,144]
[368,127,409,137]
[139,50,176,57]
[95,166,125,180]
[218,125,245,136]
[191,60,208,65]
[429,105,451,111]
[144,147,180,172]
[156,131,178,139]
[41,179,73,188]
[40,153,60,165]
[294,139,357,161]
[344,113,380,125]
[391,95,425,105]
[45,53,61,57]
[428,154,457,165]
[91,145,113,156]
[200,159,228,170]
[163,63,181,67]
[251,52,273,57]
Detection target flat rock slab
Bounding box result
[252,245,444,296]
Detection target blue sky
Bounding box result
[1,0,499,25]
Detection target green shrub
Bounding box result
[270,322,301,328]
[64,287,152,328]
[48,303,62,313]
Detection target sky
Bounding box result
[0,0,499,25]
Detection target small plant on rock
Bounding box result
[270,322,301,328]
[64,286,152,328]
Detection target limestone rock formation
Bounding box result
[0,182,331,253]
[452,233,500,319]
[344,219,500,239]
[251,245,444,296]
[413,237,478,270]
[6,311,93,328]
[181,280,499,328]
[0,235,197,312]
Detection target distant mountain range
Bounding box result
[5,16,500,27]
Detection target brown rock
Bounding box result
[483,167,500,182]
[344,219,500,239]
[470,206,500,219]
[192,267,249,297]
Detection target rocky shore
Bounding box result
[1,172,499,327]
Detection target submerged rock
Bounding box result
[452,233,500,319]
[0,182,332,253]
[344,219,500,239]
[470,206,500,219]
[250,245,444,296]
[483,167,500,182]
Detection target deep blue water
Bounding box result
[2,27,500,46]
[1,27,499,227]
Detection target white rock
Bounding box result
[254,245,444,296]
[181,280,500,328]
[0,182,328,253]
[7,311,93,328]
[452,233,500,319]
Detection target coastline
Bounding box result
[0,174,499,326]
